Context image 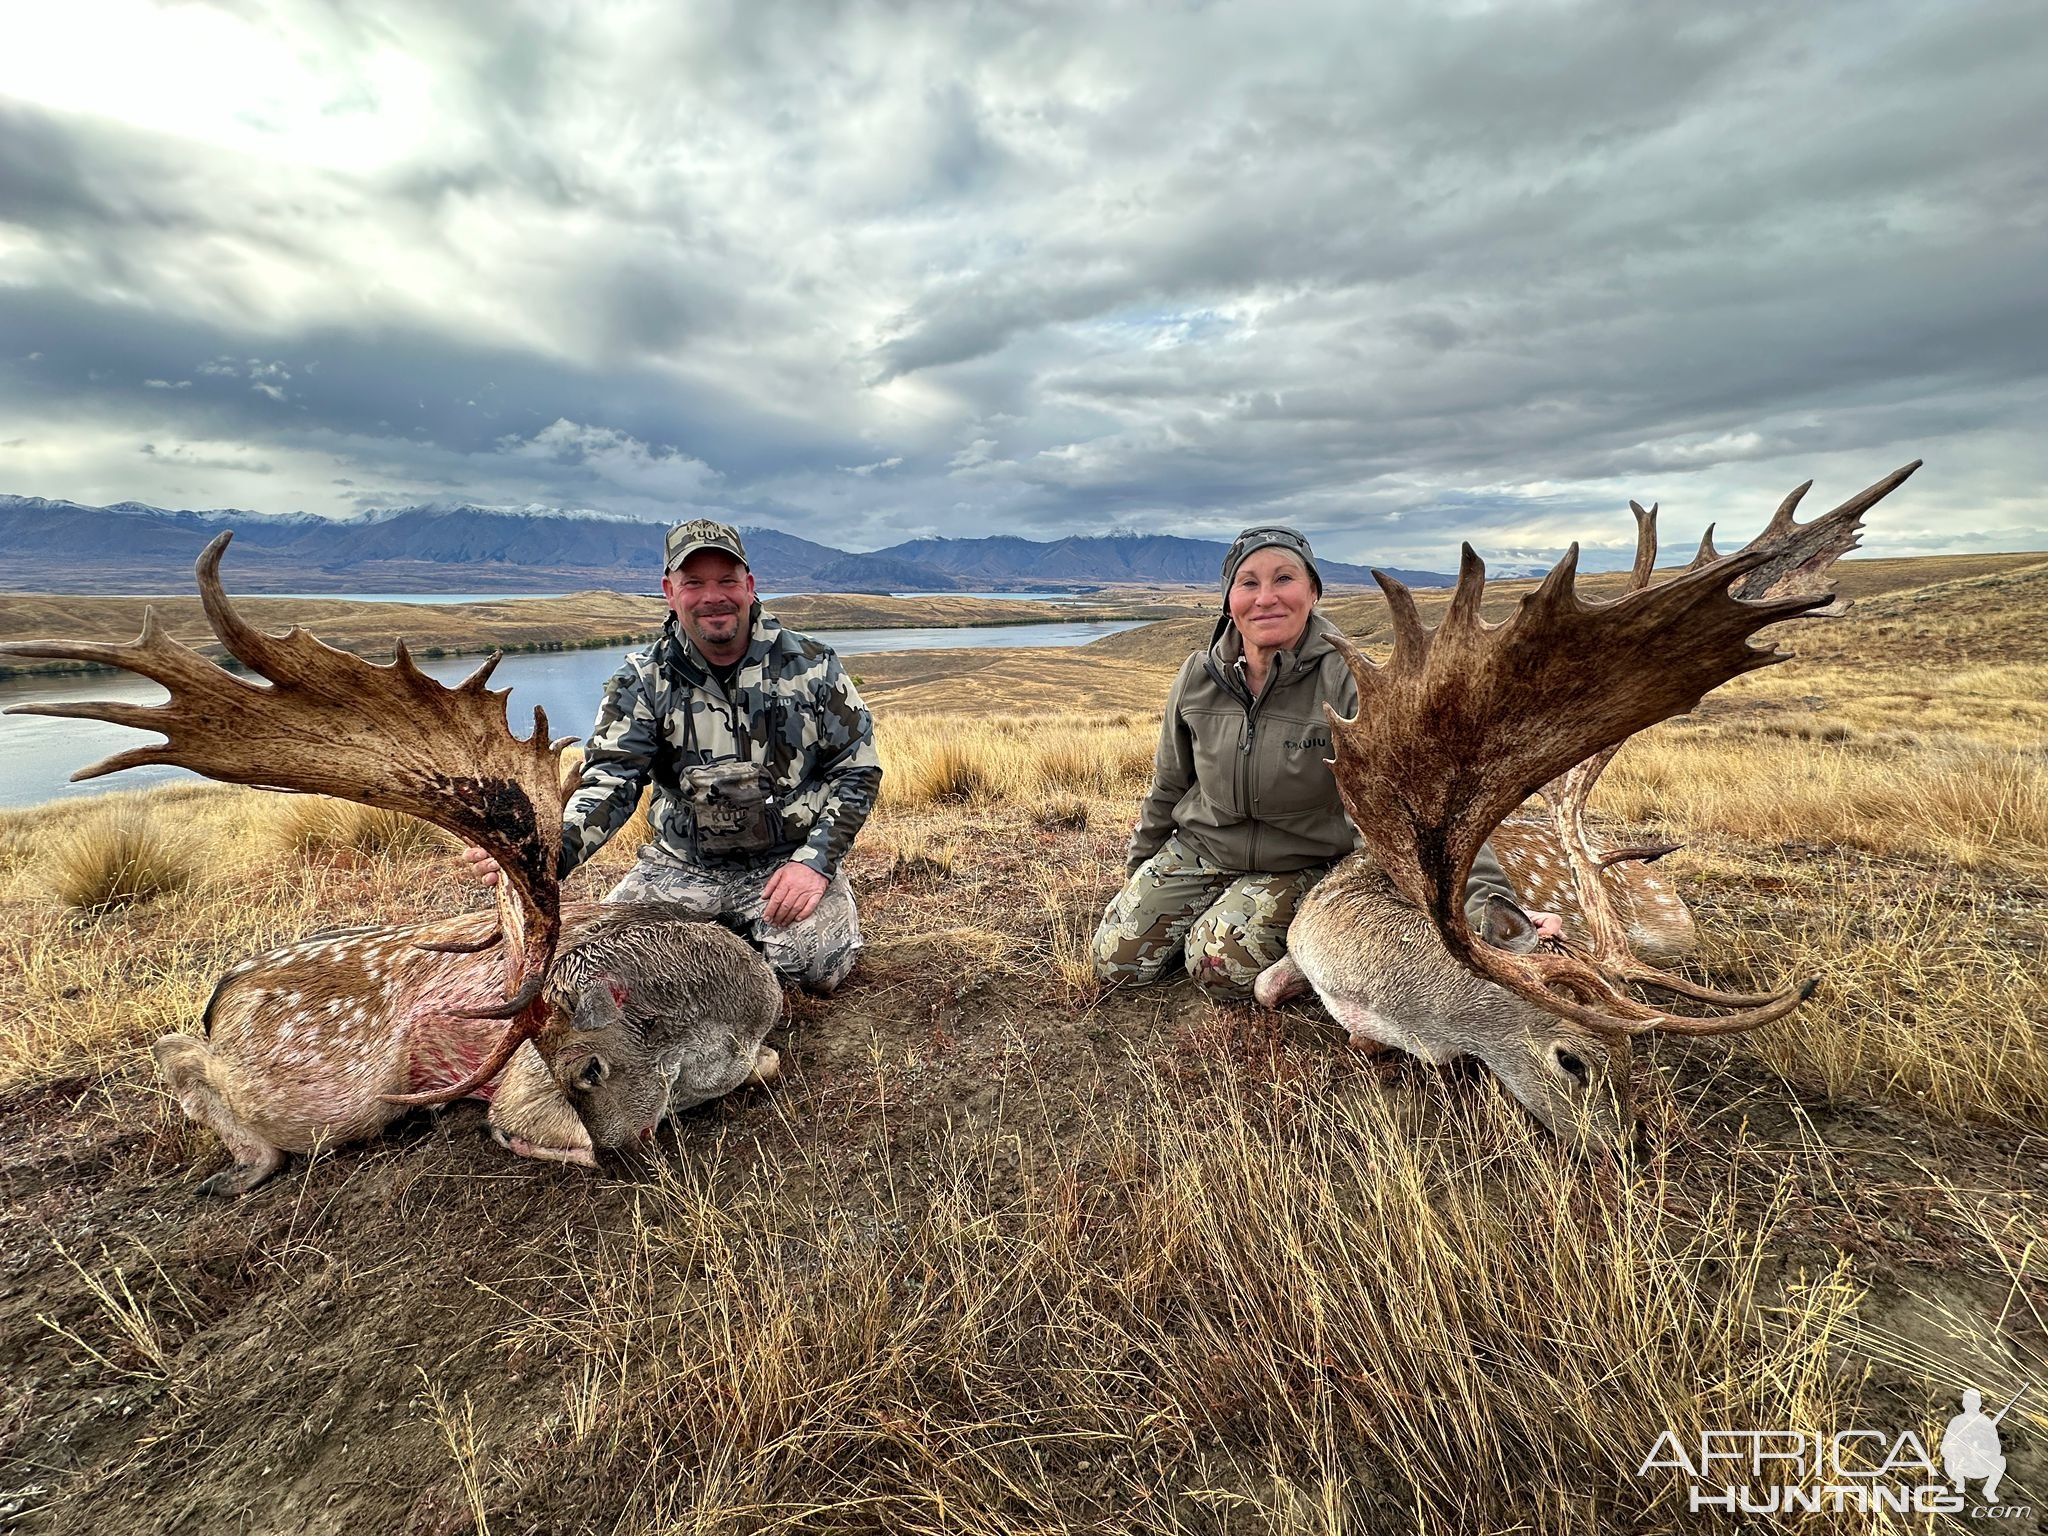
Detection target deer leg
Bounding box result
[1253,955,1310,1007]
[153,1033,288,1197]
[1314,997,1404,1056]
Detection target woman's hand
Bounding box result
[1526,909,1564,941]
[460,844,499,887]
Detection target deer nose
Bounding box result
[638,1125,656,1144]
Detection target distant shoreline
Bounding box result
[0,588,1189,678]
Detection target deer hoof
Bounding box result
[194,1147,287,1198]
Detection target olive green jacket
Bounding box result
[1128,609,1517,919]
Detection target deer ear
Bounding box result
[1477,895,1540,955]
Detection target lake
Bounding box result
[0,619,1144,808]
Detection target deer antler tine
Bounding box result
[1594,842,1681,868]
[455,970,548,1022]
[1371,569,1429,660]
[1628,503,1659,589]
[1621,977,1820,1037]
[1686,526,1721,570]
[1445,543,1489,630]
[1618,965,1789,1010]
[416,930,505,956]
[194,532,294,679]
[458,652,504,691]
[1529,542,1582,614]
[1819,459,1922,526]
[1760,480,1813,541]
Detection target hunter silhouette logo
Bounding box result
[1942,1385,2024,1506]
[1638,1383,2033,1519]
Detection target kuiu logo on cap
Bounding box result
[664,518,749,572]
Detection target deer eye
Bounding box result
[1553,1048,1590,1087]
[572,1055,610,1092]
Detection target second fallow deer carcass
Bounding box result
[2,533,783,1195]
[1255,461,1922,1144]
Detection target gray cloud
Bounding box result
[0,0,2042,568]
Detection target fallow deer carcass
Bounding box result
[1,533,783,1195]
[1255,462,1922,1143]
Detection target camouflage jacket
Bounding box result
[561,606,882,880]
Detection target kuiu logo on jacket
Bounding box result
[1285,735,1332,752]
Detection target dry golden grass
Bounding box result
[41,809,197,914]
[272,796,455,860]
[1700,855,2048,1128]
[876,712,1155,811]
[489,1058,1985,1534]
[1602,730,2048,874]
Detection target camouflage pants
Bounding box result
[604,843,861,994]
[1091,836,1333,999]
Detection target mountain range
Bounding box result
[0,495,1452,594]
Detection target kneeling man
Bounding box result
[470,518,881,992]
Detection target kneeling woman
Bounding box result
[1092,525,1556,999]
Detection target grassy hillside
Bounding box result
[0,549,2043,1532]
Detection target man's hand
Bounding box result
[761,861,829,928]
[1527,909,1565,942]
[460,844,499,887]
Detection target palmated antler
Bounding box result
[1528,466,1897,1025]
[1326,460,1922,1039]
[0,531,572,1101]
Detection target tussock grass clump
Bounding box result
[876,713,1155,812]
[273,797,453,860]
[890,731,1001,806]
[500,1066,1879,1533]
[44,811,196,913]
[1035,795,1090,830]
[1033,729,1153,796]
[858,818,961,885]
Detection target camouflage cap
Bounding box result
[1221,524,1322,604]
[664,517,749,572]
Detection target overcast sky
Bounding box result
[2,0,2042,569]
